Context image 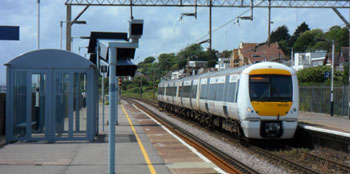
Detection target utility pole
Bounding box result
[209,0,212,50]
[267,0,271,45]
[331,40,335,116]
[37,0,40,49]
[153,68,155,99]
[66,5,72,51]
[348,8,350,119]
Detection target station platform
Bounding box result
[0,101,223,174]
[298,111,350,137]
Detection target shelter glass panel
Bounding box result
[31,73,46,138]
[55,73,70,138]
[13,71,27,138]
[73,72,87,137]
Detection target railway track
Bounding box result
[129,98,350,174]
[125,98,259,174]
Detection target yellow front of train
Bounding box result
[239,62,299,139]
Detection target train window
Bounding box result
[225,82,236,102]
[157,87,164,95]
[191,85,197,98]
[215,84,225,101]
[178,86,182,97]
[182,86,191,98]
[235,80,240,103]
[249,75,292,101]
[208,84,216,100]
[200,84,207,99]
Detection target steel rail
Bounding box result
[301,152,350,173]
[126,98,259,174]
[134,98,322,174]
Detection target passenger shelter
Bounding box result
[5,49,99,143]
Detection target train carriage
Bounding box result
[158,62,298,139]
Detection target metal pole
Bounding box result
[153,68,155,99]
[108,47,116,174]
[291,48,293,68]
[37,0,40,49]
[102,73,105,132]
[267,0,271,44]
[116,78,119,125]
[60,21,63,49]
[348,8,350,119]
[66,5,72,51]
[331,40,335,116]
[209,0,212,50]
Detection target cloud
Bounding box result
[0,1,350,85]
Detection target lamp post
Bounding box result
[331,40,335,116]
[37,0,40,49]
[316,39,335,116]
[60,20,86,50]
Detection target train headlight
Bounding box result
[293,108,297,112]
[247,107,253,113]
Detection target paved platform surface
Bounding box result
[299,111,350,133]
[0,101,222,174]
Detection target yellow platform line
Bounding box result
[121,104,156,174]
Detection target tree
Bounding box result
[270,25,290,43]
[219,50,232,58]
[325,26,349,52]
[158,53,176,73]
[289,22,310,47]
[293,29,325,52]
[143,56,156,64]
[176,44,203,69]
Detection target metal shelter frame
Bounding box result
[5,49,99,143]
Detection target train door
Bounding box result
[191,79,199,110]
[199,78,208,112]
[227,74,239,120]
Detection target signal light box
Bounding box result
[0,26,19,40]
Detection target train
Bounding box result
[157,62,299,139]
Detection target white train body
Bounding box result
[157,62,299,139]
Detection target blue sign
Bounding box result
[324,71,331,79]
[0,26,19,40]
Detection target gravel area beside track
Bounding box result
[134,100,290,174]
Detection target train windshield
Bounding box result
[249,75,292,101]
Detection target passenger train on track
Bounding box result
[157,62,299,139]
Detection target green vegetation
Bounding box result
[270,22,349,57]
[118,22,349,101]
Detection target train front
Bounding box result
[239,62,298,139]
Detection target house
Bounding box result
[215,58,230,70]
[292,50,327,71]
[335,47,349,70]
[230,42,286,67]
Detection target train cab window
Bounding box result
[249,75,292,101]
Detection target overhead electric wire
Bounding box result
[190,1,264,46]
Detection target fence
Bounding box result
[299,85,350,116]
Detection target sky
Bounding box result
[0,0,350,85]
